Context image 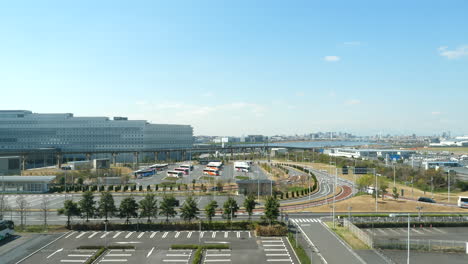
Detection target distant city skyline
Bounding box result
[1,1,467,136]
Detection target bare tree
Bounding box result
[41,196,50,230]
[0,195,11,220]
[16,195,30,229]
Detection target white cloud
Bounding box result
[345,99,361,105]
[295,92,305,97]
[202,92,213,97]
[328,91,336,97]
[438,45,468,59]
[323,56,341,62]
[431,111,441,115]
[135,101,148,106]
[344,41,361,46]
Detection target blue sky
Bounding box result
[1,0,467,136]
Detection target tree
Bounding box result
[79,191,96,222]
[159,195,177,222]
[356,174,373,192]
[0,195,10,221]
[16,195,30,229]
[119,196,139,224]
[58,200,80,228]
[378,177,389,200]
[243,194,256,221]
[204,200,217,223]
[180,196,199,222]
[222,197,239,221]
[139,193,158,223]
[392,187,399,200]
[264,196,280,225]
[98,192,117,222]
[40,196,50,230]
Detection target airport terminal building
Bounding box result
[0,110,194,163]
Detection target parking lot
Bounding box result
[362,226,468,241]
[20,230,299,264]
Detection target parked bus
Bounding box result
[458,196,468,208]
[0,220,14,241]
[180,164,194,171]
[203,168,220,176]
[149,164,169,171]
[174,167,189,175]
[134,168,156,178]
[234,161,250,172]
[167,171,184,178]
[207,162,223,169]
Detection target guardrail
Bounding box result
[343,218,373,248]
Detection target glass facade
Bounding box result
[0,110,194,152]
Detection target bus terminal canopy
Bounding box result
[0,175,56,193]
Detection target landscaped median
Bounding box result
[287,231,311,264]
[76,245,136,264]
[171,244,230,264]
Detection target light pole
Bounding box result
[333,168,337,228]
[393,164,396,188]
[447,171,451,203]
[407,213,410,264]
[374,168,378,212]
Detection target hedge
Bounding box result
[193,247,203,264]
[84,247,106,264]
[255,224,287,236]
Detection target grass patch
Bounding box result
[200,176,214,181]
[287,232,311,264]
[84,247,106,264]
[193,247,203,264]
[325,222,369,250]
[162,177,179,182]
[15,225,67,233]
[235,176,250,180]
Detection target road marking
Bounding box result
[65,232,77,238]
[60,260,87,263]
[262,240,284,243]
[263,244,285,247]
[212,231,216,238]
[237,231,240,238]
[389,229,401,235]
[162,260,189,262]
[100,260,127,262]
[167,254,190,257]
[46,248,63,259]
[200,232,205,238]
[150,231,158,238]
[266,254,290,256]
[68,254,93,257]
[88,231,99,239]
[188,231,192,238]
[126,232,135,238]
[266,259,292,262]
[100,232,110,239]
[75,232,87,239]
[138,232,145,238]
[248,231,251,238]
[107,254,132,257]
[224,232,228,238]
[162,232,169,238]
[114,231,123,238]
[411,228,423,234]
[175,231,180,238]
[377,229,388,235]
[205,254,231,257]
[264,249,288,251]
[432,228,447,234]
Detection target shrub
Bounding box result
[84,247,106,264]
[193,247,203,264]
[255,224,287,236]
[155,184,159,191]
[139,185,143,191]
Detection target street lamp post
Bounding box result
[407,213,410,264]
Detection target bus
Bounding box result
[167,171,184,178]
[180,164,194,171]
[203,168,220,176]
[234,161,250,172]
[207,162,223,170]
[174,167,189,175]
[134,168,156,178]
[0,220,14,241]
[149,164,169,171]
[458,196,468,208]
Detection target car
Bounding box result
[418,197,436,203]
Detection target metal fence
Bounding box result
[343,218,374,248]
[374,238,467,253]
[351,216,468,224]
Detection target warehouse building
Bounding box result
[0,175,56,193]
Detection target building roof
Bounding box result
[0,156,20,159]
[0,176,56,183]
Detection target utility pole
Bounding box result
[393,164,396,188]
[375,169,378,212]
[407,213,410,264]
[333,168,337,228]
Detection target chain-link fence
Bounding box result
[343,218,373,248]
[374,238,467,253]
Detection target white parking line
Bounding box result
[107,254,132,257]
[411,229,424,234]
[248,231,251,238]
[432,228,447,234]
[65,232,77,238]
[100,260,127,262]
[266,254,290,256]
[114,231,123,238]
[204,260,231,262]
[188,231,192,238]
[100,232,110,239]
[60,260,87,263]
[175,232,180,238]
[147,247,155,258]
[224,232,228,238]
[264,249,288,251]
[266,259,292,262]
[75,232,87,239]
[126,232,135,239]
[263,244,285,247]
[150,231,158,238]
[200,232,205,238]
[88,231,99,239]
[237,232,240,238]
[163,232,169,238]
[212,231,216,238]
[162,260,189,262]
[68,254,92,257]
[138,232,145,238]
[46,248,63,259]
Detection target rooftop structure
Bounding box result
[0,175,56,193]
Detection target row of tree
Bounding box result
[58,192,281,228]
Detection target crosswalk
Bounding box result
[163,249,192,263]
[260,237,294,263]
[363,227,448,236]
[203,249,231,263]
[99,249,134,263]
[66,230,253,240]
[290,218,322,223]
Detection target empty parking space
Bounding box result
[260,237,295,263]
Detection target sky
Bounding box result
[1,0,467,136]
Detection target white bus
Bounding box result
[458,196,468,208]
[174,167,189,175]
[150,164,169,171]
[167,171,184,178]
[234,161,250,172]
[180,164,194,171]
[0,220,14,241]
